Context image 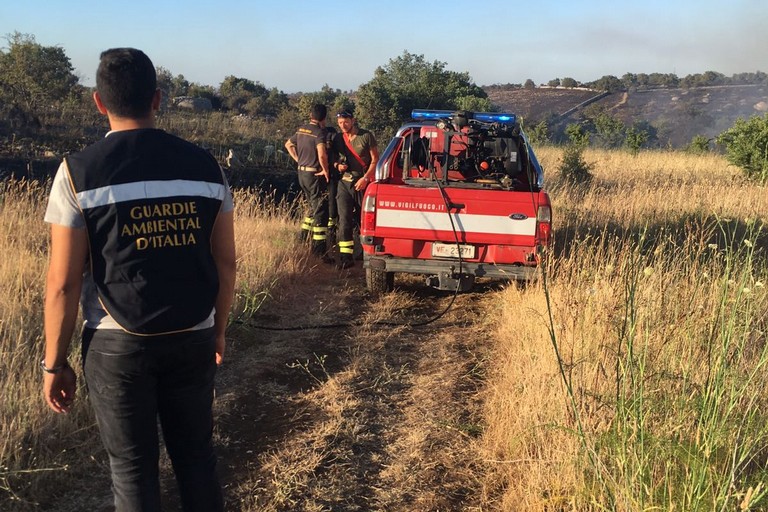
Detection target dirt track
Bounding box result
[215,261,499,511]
[50,261,499,512]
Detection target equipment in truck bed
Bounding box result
[360,109,552,294]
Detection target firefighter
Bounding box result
[333,110,379,269]
[324,124,339,248]
[285,104,333,263]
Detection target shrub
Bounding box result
[686,134,712,154]
[558,143,593,184]
[624,126,649,155]
[526,119,551,146]
[716,114,768,182]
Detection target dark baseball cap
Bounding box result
[336,110,354,118]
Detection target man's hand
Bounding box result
[315,169,330,182]
[284,140,298,163]
[354,177,369,192]
[44,223,86,415]
[43,366,77,413]
[215,333,226,365]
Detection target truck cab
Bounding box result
[360,109,552,293]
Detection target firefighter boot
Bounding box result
[337,240,355,269]
[299,216,314,243]
[312,240,334,264]
[337,253,354,270]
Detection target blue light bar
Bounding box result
[474,112,516,124]
[411,109,516,125]
[411,109,452,120]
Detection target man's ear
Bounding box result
[93,91,109,115]
[151,88,162,111]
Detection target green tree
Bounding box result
[262,87,289,117]
[565,123,590,147]
[648,72,679,88]
[330,94,355,117]
[355,51,488,138]
[681,70,726,88]
[156,66,189,98]
[624,125,649,155]
[296,84,344,119]
[559,142,593,184]
[621,72,638,90]
[0,32,79,127]
[561,77,578,88]
[218,75,268,114]
[716,114,768,182]
[589,75,624,92]
[592,111,626,148]
[523,78,535,89]
[454,95,492,112]
[526,119,551,146]
[187,83,221,109]
[685,135,712,154]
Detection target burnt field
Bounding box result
[0,154,302,204]
[485,83,768,146]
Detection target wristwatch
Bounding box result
[40,359,68,374]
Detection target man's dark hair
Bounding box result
[96,48,157,118]
[310,104,327,122]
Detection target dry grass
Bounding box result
[480,148,768,510]
[231,189,306,318]
[2,147,767,510]
[0,180,95,504]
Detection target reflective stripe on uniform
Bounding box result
[312,226,327,241]
[338,240,354,254]
[301,216,314,231]
[75,179,227,209]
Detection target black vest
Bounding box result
[65,129,225,335]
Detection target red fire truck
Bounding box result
[360,109,552,294]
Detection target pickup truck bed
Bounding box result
[360,110,552,293]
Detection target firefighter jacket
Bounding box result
[65,128,227,335]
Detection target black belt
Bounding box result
[298,165,318,172]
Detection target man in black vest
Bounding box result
[42,48,236,512]
[285,103,333,263]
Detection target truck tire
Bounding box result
[366,268,394,295]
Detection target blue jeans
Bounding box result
[83,327,223,512]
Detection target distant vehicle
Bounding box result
[360,109,552,294]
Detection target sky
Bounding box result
[1,0,765,93]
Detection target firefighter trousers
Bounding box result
[298,170,329,244]
[336,179,362,257]
[327,172,339,227]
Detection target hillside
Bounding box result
[485,84,768,147]
[484,87,598,121]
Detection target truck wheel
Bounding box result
[366,268,394,295]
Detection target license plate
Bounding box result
[431,242,476,259]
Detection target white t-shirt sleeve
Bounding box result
[44,161,85,228]
[220,168,235,213]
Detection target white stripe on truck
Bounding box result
[376,208,536,236]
